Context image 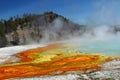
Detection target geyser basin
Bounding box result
[0,43,117,79]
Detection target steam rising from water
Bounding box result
[60,25,120,56]
[30,16,120,56]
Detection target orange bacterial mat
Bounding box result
[0,44,115,79]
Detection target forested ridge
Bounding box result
[0,12,85,47]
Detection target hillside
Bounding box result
[0,12,85,47]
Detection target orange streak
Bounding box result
[0,60,100,79]
[0,44,113,79]
[16,44,61,62]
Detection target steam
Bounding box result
[83,0,120,41]
[39,3,120,43]
[21,16,84,44]
[21,16,120,45]
[89,0,120,25]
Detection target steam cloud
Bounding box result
[23,17,120,45]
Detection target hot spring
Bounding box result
[80,40,119,56]
[66,36,120,56]
[64,25,120,57]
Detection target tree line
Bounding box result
[0,13,42,37]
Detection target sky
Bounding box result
[0,0,120,25]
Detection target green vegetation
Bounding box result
[0,20,5,37]
[0,12,61,34]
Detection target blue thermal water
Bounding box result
[75,38,120,56]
